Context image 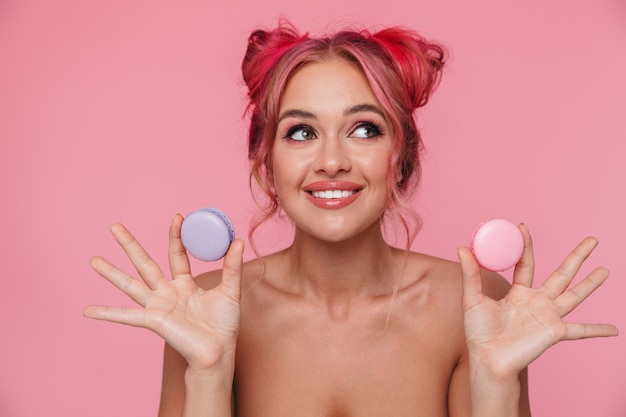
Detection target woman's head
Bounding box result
[242,20,446,246]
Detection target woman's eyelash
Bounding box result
[281,120,385,141]
[283,124,316,141]
[351,121,385,137]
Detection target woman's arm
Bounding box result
[158,274,236,417]
[448,351,530,417]
[158,344,187,417]
[448,270,531,417]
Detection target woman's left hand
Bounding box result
[457,224,618,382]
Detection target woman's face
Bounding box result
[271,57,395,242]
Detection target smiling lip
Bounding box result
[304,181,362,210]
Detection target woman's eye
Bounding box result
[351,123,382,139]
[286,126,316,141]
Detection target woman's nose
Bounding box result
[313,136,352,176]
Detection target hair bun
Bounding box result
[371,27,446,110]
[242,23,305,103]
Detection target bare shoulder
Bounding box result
[400,250,510,301]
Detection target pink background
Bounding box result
[1,0,625,415]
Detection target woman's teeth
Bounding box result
[311,190,355,199]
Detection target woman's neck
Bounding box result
[280,222,401,303]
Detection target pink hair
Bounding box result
[241,20,446,250]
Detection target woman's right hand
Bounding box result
[84,214,244,374]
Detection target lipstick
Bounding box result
[304,181,362,210]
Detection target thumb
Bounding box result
[457,246,483,310]
[220,239,245,301]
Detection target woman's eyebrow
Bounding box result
[344,103,384,117]
[278,103,384,122]
[278,109,317,122]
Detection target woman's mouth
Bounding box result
[304,181,362,209]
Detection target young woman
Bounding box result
[84,22,618,417]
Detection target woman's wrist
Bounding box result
[182,364,234,417]
[469,353,522,417]
[185,348,236,387]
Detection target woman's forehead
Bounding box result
[278,58,381,117]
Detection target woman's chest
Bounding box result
[233,298,463,417]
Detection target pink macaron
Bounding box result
[470,219,524,272]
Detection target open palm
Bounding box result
[84,214,244,372]
[458,225,618,381]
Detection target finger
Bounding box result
[557,266,610,317]
[562,322,619,341]
[512,224,535,288]
[90,256,151,306]
[110,223,164,290]
[83,305,148,328]
[168,214,192,280]
[220,239,245,302]
[457,246,483,310]
[542,237,599,298]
